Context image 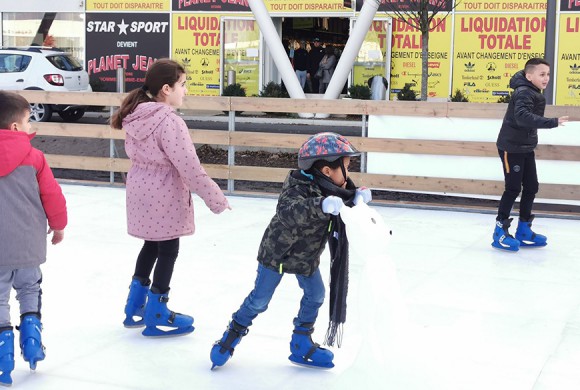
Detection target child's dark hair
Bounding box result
[309,157,343,173]
[0,91,30,129]
[111,58,185,129]
[524,58,550,74]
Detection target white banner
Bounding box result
[0,1,83,11]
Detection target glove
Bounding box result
[322,196,344,215]
[354,187,372,205]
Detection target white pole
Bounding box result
[321,0,380,105]
[247,0,306,100]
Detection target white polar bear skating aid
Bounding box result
[337,202,408,379]
[340,202,407,326]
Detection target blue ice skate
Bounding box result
[0,328,14,386]
[123,278,149,328]
[288,324,334,369]
[210,321,248,370]
[18,314,45,370]
[515,215,547,248]
[491,218,520,252]
[142,290,194,337]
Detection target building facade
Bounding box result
[1,0,579,105]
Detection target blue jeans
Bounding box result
[295,70,307,89]
[233,264,325,328]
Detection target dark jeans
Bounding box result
[133,239,179,294]
[311,77,321,94]
[497,149,539,222]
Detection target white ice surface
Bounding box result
[9,184,580,390]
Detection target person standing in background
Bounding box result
[308,38,325,94]
[293,41,309,91]
[318,45,337,94]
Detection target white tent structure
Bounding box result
[248,0,381,118]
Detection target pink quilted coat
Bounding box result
[123,102,229,241]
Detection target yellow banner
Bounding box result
[456,0,547,12]
[87,0,170,11]
[389,16,452,100]
[223,18,260,97]
[266,0,350,13]
[171,0,349,12]
[352,20,389,92]
[452,13,546,103]
[556,14,580,106]
[172,13,222,96]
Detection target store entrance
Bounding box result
[280,17,350,94]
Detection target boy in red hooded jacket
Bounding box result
[0,91,67,385]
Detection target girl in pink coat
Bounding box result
[111,59,230,337]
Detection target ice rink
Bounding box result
[7,183,580,390]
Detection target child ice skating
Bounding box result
[0,91,67,385]
[492,58,568,251]
[111,59,230,337]
[210,132,372,369]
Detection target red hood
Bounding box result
[0,130,35,177]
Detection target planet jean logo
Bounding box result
[88,55,157,75]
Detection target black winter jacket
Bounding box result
[496,70,558,153]
[293,48,309,71]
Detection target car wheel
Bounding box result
[29,103,53,122]
[58,108,86,122]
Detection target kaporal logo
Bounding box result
[86,20,169,35]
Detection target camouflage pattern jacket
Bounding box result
[257,170,331,276]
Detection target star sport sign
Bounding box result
[86,13,170,92]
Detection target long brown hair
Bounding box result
[110,58,185,129]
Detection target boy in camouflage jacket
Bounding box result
[210,132,372,369]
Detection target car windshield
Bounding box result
[0,54,32,73]
[46,54,83,71]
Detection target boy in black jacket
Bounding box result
[492,58,568,251]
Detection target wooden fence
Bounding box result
[16,90,580,206]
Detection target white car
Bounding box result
[0,47,92,122]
